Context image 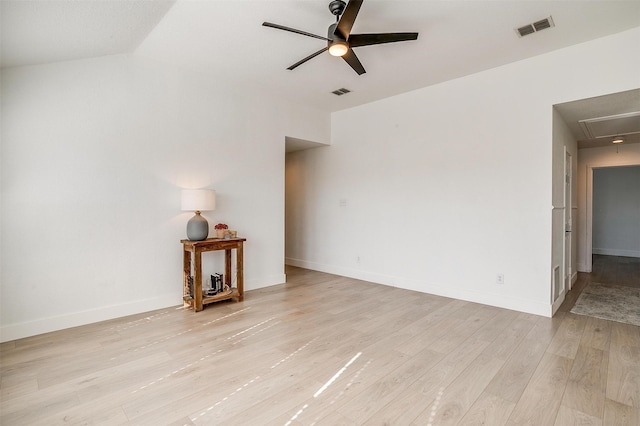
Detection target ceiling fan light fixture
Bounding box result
[263,0,419,75]
[329,41,349,57]
[612,136,625,144]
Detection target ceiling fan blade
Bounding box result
[287,47,329,70]
[335,0,363,40]
[263,22,330,41]
[348,32,419,47]
[342,48,366,75]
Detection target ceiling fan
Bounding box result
[262,0,419,75]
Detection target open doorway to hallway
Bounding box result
[284,136,329,270]
[560,163,640,313]
[559,255,640,313]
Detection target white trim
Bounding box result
[564,147,573,292]
[1,294,178,343]
[552,289,566,315]
[593,248,640,258]
[572,271,578,284]
[587,165,594,272]
[286,258,551,317]
[245,273,287,290]
[0,272,288,342]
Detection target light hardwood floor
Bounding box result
[1,262,639,425]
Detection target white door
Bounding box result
[564,151,572,291]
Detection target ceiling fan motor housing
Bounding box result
[328,23,344,42]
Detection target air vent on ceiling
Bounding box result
[579,111,640,139]
[332,88,351,96]
[516,16,555,37]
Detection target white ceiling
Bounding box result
[1,0,639,137]
[0,0,175,68]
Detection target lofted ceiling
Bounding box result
[0,0,176,68]
[1,0,639,135]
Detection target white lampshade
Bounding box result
[181,189,216,212]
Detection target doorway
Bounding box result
[284,136,329,270]
[559,163,640,314]
[586,163,640,272]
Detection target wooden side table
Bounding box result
[181,237,246,312]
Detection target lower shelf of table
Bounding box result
[183,287,240,307]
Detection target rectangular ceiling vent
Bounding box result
[516,16,555,37]
[579,111,640,139]
[332,88,351,96]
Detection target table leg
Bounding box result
[225,249,232,289]
[183,248,191,300]
[194,249,203,312]
[237,242,244,301]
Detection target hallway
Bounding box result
[560,255,640,313]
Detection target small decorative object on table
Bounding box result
[210,273,223,294]
[214,223,229,238]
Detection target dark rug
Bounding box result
[570,282,640,327]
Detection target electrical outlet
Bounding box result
[496,274,504,285]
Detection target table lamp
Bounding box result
[181,189,216,241]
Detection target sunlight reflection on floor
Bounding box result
[108,310,170,331]
[187,337,318,424]
[226,317,282,345]
[285,352,364,426]
[109,308,251,361]
[427,387,445,426]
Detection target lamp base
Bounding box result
[186,211,209,241]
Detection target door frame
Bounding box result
[586,159,640,272]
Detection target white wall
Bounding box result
[286,27,640,317]
[577,145,640,271]
[593,166,640,257]
[0,54,330,342]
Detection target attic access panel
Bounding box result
[579,111,640,139]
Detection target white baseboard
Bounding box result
[245,273,286,291]
[551,289,566,316]
[1,273,288,343]
[285,257,315,269]
[285,258,552,317]
[577,262,591,273]
[592,248,640,258]
[0,294,178,343]
[572,272,578,285]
